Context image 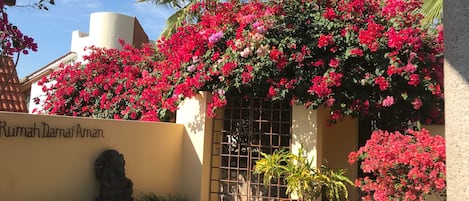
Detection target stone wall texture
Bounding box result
[444,1,469,200]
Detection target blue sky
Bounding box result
[8,0,174,78]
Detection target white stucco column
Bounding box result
[89,12,135,49]
[291,105,323,168]
[176,92,213,201]
[291,106,359,200]
[444,1,469,200]
[290,105,323,199]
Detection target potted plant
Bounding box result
[254,147,353,201]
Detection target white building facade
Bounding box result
[21,12,149,113]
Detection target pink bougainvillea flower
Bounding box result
[349,129,446,201]
[318,34,334,48]
[208,31,224,44]
[408,74,420,86]
[325,96,335,107]
[350,48,364,57]
[374,76,389,91]
[323,8,337,20]
[412,98,423,110]
[382,96,394,107]
[328,58,340,68]
[0,2,37,56]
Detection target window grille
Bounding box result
[210,96,292,201]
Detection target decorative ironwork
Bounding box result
[210,96,292,201]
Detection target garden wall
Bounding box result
[0,97,446,201]
[0,112,185,201]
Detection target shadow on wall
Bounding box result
[180,129,205,200]
[176,92,213,201]
[291,121,318,150]
[291,105,321,165]
[186,98,206,134]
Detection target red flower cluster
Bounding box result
[358,20,384,52]
[348,129,446,200]
[39,0,443,128]
[0,0,37,56]
[37,42,174,121]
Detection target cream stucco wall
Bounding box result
[10,92,447,201]
[116,97,441,201]
[291,105,323,168]
[444,0,469,199]
[71,12,136,62]
[0,112,184,201]
[423,124,445,137]
[88,12,135,49]
[291,106,359,200]
[176,92,213,201]
[70,30,92,62]
[321,112,358,201]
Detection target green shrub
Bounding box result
[254,147,353,201]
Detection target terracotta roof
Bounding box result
[0,56,27,112]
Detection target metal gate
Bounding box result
[209,96,292,201]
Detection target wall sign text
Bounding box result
[0,120,104,138]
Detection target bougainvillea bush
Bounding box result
[37,42,172,121]
[161,0,443,126]
[38,0,443,126]
[348,129,446,201]
[0,0,37,56]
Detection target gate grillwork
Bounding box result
[209,96,292,201]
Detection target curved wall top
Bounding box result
[89,12,135,49]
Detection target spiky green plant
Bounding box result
[317,165,353,201]
[254,147,353,201]
[420,0,443,27]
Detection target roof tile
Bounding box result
[0,56,28,112]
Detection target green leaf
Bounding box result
[419,0,443,27]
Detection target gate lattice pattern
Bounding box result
[209,96,292,201]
